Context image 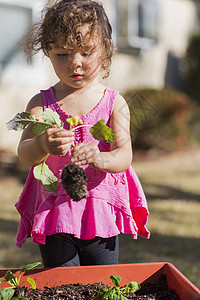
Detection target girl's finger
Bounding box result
[58,136,75,145]
[71,143,89,157]
[71,144,100,165]
[73,142,89,152]
[50,129,74,139]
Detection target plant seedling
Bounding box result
[0,262,42,300]
[6,109,115,197]
[92,275,141,299]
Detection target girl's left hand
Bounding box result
[71,142,103,169]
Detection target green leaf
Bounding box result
[6,112,36,131]
[106,287,119,299]
[33,162,58,195]
[90,120,115,143]
[0,288,15,300]
[21,262,42,273]
[7,108,63,135]
[12,298,29,300]
[120,296,129,300]
[123,282,141,294]
[0,279,6,284]
[32,108,64,135]
[4,271,16,288]
[4,271,13,282]
[26,277,36,289]
[42,108,63,129]
[110,275,121,287]
[32,123,53,136]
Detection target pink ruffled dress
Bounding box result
[15,87,150,247]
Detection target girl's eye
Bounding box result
[82,51,93,57]
[57,53,69,57]
[82,46,97,57]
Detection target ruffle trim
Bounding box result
[16,202,149,247]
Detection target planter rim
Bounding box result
[0,262,199,300]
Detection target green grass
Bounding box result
[0,166,41,268]
[119,147,200,288]
[0,147,200,289]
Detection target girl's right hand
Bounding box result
[39,128,74,156]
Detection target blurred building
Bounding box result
[0,0,199,153]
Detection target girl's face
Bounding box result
[48,24,103,90]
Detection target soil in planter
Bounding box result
[14,274,180,300]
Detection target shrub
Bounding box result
[123,88,200,151]
[182,32,200,105]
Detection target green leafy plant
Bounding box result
[182,32,200,105]
[6,109,115,195]
[123,88,200,151]
[92,275,141,300]
[0,262,42,300]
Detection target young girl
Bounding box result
[16,0,150,267]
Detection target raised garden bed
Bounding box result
[0,263,199,300]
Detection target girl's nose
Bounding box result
[70,52,82,68]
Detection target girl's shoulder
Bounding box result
[114,93,127,103]
[25,93,44,119]
[105,87,127,107]
[26,93,43,111]
[112,92,130,115]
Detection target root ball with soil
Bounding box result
[61,163,88,201]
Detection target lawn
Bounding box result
[0,147,200,288]
[119,147,200,288]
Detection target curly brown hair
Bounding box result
[25,0,114,78]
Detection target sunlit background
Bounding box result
[0,0,200,289]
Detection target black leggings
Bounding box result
[39,233,119,267]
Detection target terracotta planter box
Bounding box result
[0,262,199,300]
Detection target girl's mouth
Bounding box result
[71,74,83,79]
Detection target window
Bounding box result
[115,0,129,47]
[0,0,47,85]
[0,2,32,72]
[115,0,159,50]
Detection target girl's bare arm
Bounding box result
[101,94,133,172]
[17,94,74,166]
[71,94,133,173]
